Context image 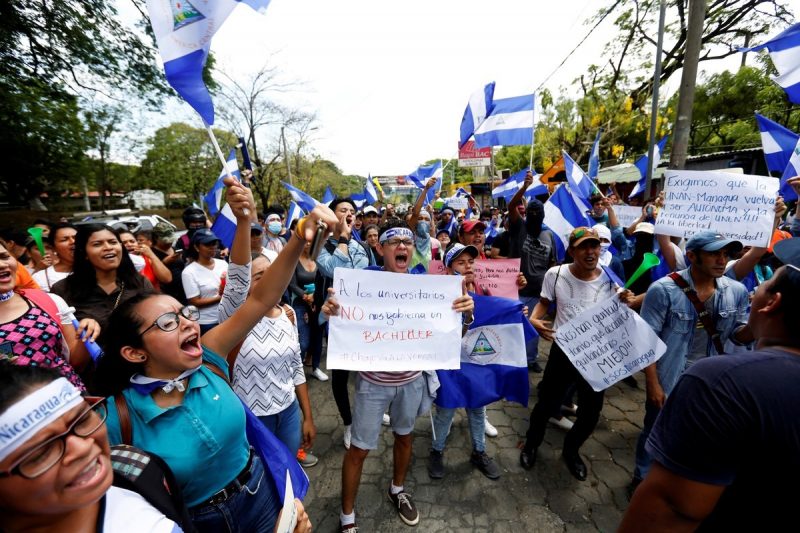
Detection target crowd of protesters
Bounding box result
[0,173,799,532]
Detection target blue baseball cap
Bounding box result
[685,230,742,254]
[774,237,800,268]
[444,243,479,268]
[191,228,220,245]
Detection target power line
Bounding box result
[535,3,619,93]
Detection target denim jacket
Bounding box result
[640,268,749,396]
[316,237,370,279]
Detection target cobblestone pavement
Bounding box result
[301,341,644,532]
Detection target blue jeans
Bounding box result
[294,300,322,370]
[633,400,661,481]
[190,454,280,533]
[432,405,486,453]
[258,399,302,455]
[519,296,540,364]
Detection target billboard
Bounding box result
[458,141,492,168]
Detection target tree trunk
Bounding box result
[668,0,707,170]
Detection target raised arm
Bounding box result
[408,177,437,232]
[508,171,533,225]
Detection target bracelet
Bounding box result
[294,217,308,241]
[337,236,349,245]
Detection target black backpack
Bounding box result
[110,445,197,533]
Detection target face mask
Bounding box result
[268,222,282,234]
[525,200,544,236]
[417,221,430,237]
[600,242,611,254]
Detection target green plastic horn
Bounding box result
[27,227,46,256]
[624,252,661,289]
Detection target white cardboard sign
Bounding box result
[613,205,643,229]
[554,296,666,392]
[327,268,462,371]
[655,170,778,247]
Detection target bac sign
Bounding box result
[458,141,492,168]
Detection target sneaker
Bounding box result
[382,413,391,426]
[561,403,578,417]
[427,449,444,479]
[340,522,358,533]
[484,416,498,437]
[528,362,543,373]
[549,416,574,431]
[296,448,318,468]
[343,425,352,450]
[312,368,329,381]
[387,489,419,526]
[470,450,501,480]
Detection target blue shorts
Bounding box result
[351,374,425,450]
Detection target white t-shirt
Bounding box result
[540,265,619,329]
[181,259,228,324]
[102,486,182,532]
[31,267,70,292]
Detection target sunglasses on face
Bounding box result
[140,306,200,335]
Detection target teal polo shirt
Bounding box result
[106,347,250,507]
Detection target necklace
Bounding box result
[129,366,201,394]
[0,290,14,302]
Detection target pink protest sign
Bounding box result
[427,258,521,299]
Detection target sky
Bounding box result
[125,0,800,177]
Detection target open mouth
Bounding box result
[394,251,408,268]
[0,270,11,283]
[101,252,118,261]
[180,333,202,357]
[66,456,104,490]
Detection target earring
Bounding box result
[138,355,147,362]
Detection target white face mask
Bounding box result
[600,241,611,253]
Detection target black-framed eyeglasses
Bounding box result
[0,397,108,479]
[140,305,200,335]
[384,238,414,247]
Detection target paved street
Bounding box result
[301,341,644,532]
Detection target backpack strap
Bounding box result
[668,272,726,354]
[18,288,60,323]
[114,392,133,445]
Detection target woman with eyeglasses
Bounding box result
[0,363,184,532]
[94,179,331,533]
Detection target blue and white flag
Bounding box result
[484,219,499,246]
[740,23,800,104]
[544,184,592,262]
[145,0,271,125]
[281,182,319,213]
[364,174,378,204]
[203,149,240,216]
[322,185,335,205]
[630,135,669,198]
[210,205,236,249]
[350,191,368,210]
[285,201,303,229]
[755,113,800,175]
[779,141,800,201]
[407,161,443,205]
[459,82,495,148]
[473,93,535,148]
[562,151,596,202]
[435,294,536,409]
[588,129,603,180]
[491,168,547,200]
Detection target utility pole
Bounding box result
[668,0,707,171]
[644,0,667,200]
[281,125,293,185]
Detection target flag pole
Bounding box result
[528,93,536,170]
[206,125,249,217]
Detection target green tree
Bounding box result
[140,123,237,206]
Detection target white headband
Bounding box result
[0,378,83,462]
[379,227,414,243]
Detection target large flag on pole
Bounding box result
[740,23,800,104]
[473,94,535,148]
[203,149,240,216]
[435,294,536,409]
[459,82,495,148]
[407,161,443,205]
[281,182,319,212]
[587,129,603,180]
[544,184,592,261]
[755,113,800,175]
[630,135,669,199]
[562,151,596,202]
[491,168,547,200]
[145,0,272,124]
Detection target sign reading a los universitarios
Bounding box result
[327,268,462,371]
[656,170,778,248]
